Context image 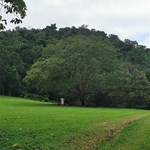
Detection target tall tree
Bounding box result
[24,35,123,106]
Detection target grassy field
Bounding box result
[0,96,150,150]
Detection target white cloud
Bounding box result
[5,0,150,47]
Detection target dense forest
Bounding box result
[1,24,150,108]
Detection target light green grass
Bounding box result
[0,96,149,150]
[98,116,150,150]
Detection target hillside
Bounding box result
[0,25,150,107]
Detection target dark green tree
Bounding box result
[24,35,125,106]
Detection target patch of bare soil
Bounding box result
[63,115,147,150]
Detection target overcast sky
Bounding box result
[5,0,150,48]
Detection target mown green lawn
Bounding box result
[0,96,149,150]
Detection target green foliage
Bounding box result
[1,24,150,107]
[0,30,42,96]
[24,35,123,106]
[0,0,27,29]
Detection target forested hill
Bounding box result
[1,24,150,108]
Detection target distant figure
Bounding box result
[60,98,64,105]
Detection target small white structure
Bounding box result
[60,98,64,105]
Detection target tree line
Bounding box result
[1,24,150,108]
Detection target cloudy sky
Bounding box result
[5,0,150,47]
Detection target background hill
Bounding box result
[0,24,150,108]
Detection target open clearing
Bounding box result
[0,96,150,150]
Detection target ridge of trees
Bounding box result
[0,24,150,108]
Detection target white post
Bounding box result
[60,98,64,105]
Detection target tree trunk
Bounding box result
[8,87,12,96]
[76,86,85,106]
[2,85,4,95]
[1,73,5,95]
[79,94,85,106]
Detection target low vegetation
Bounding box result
[0,96,149,150]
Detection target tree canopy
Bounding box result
[0,0,27,29]
[1,24,150,108]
